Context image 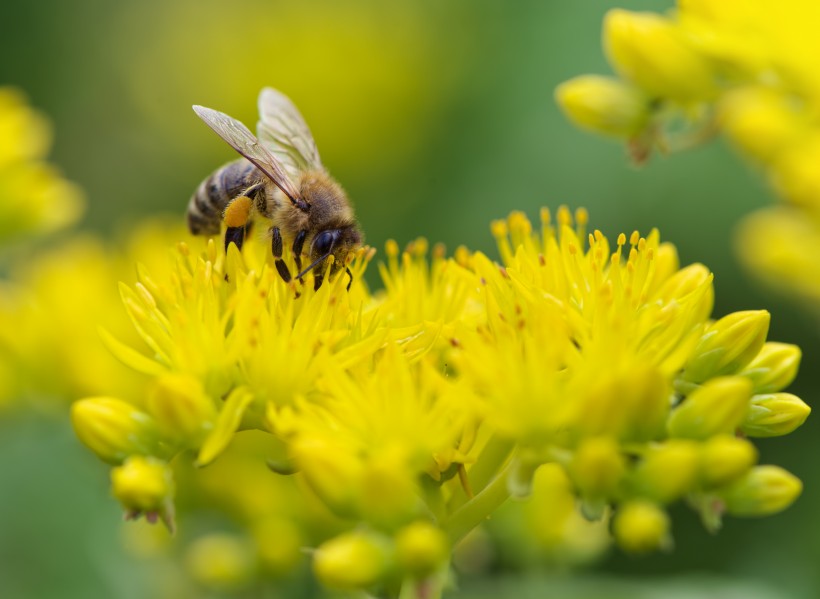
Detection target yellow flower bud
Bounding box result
[358,454,419,528]
[613,501,670,554]
[699,435,757,488]
[569,437,625,499]
[603,9,714,102]
[719,87,806,164]
[682,310,770,383]
[251,517,303,577]
[71,397,161,464]
[631,440,700,503]
[667,376,752,439]
[555,75,649,137]
[740,342,801,394]
[146,373,217,445]
[291,438,362,519]
[741,393,811,438]
[313,531,394,591]
[395,521,449,578]
[526,464,577,547]
[720,465,802,517]
[184,534,253,591]
[573,364,668,443]
[111,456,173,514]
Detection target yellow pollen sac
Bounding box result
[617,233,626,246]
[385,239,399,259]
[540,206,551,226]
[223,195,253,228]
[630,231,640,246]
[490,219,508,239]
[575,207,589,226]
[432,242,446,260]
[557,205,572,227]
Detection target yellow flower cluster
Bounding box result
[0,87,83,247]
[555,1,820,308]
[0,224,187,410]
[72,208,808,597]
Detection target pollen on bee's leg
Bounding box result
[223,195,253,228]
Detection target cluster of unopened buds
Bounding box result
[555,1,820,307]
[71,207,809,597]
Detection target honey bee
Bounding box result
[188,87,362,290]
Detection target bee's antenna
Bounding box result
[296,251,333,280]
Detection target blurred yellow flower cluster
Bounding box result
[72,208,808,597]
[0,88,82,247]
[555,1,820,310]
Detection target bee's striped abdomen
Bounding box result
[187,158,259,235]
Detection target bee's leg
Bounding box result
[223,195,254,252]
[345,267,353,292]
[292,230,308,282]
[224,226,245,252]
[313,273,324,291]
[270,226,292,283]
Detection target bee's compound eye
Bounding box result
[313,230,336,256]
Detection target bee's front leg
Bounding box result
[271,226,292,283]
[292,230,308,282]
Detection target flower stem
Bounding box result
[398,564,449,599]
[444,460,512,546]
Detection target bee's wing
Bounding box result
[257,87,323,178]
[193,104,301,202]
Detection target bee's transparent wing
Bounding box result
[193,104,300,202]
[257,87,323,178]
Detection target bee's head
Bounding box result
[301,225,363,281]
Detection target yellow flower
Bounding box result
[72,207,807,591]
[557,2,820,304]
[0,223,193,409]
[0,87,83,245]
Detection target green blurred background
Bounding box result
[1,0,817,597]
